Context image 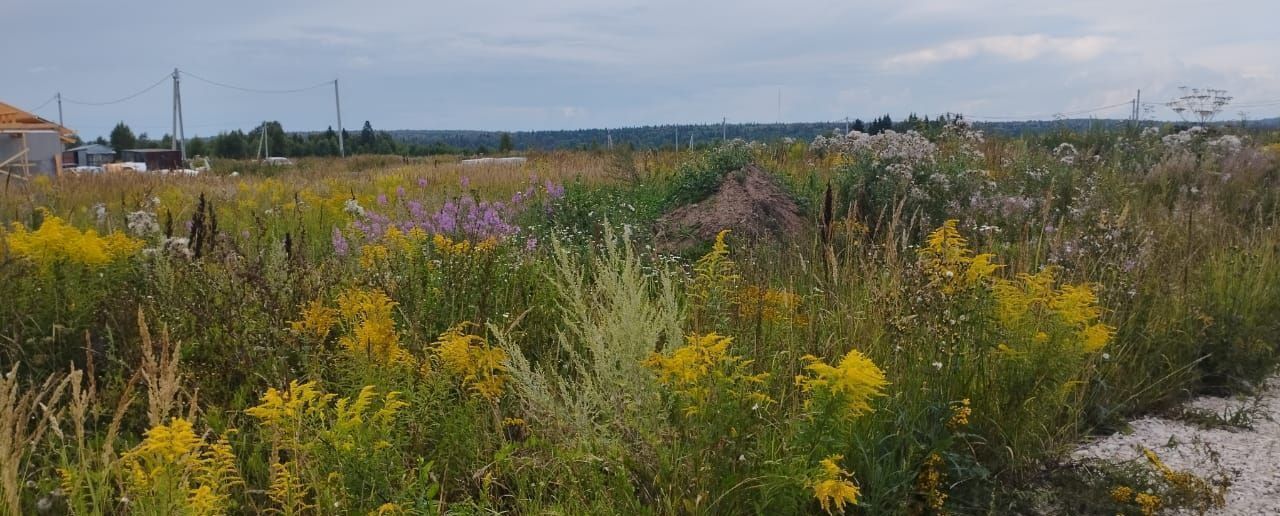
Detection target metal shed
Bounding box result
[119,149,182,171]
[0,101,76,178]
[63,143,116,167]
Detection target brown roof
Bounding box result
[0,101,76,143]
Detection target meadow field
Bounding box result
[3,123,1280,515]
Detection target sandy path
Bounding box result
[1073,378,1280,515]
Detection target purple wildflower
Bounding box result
[332,226,350,256]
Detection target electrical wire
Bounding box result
[970,101,1133,120]
[181,69,332,94]
[27,94,58,112]
[62,73,172,106]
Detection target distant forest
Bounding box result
[387,115,1280,154]
[94,115,1280,160]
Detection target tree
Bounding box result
[213,130,248,159]
[109,122,136,154]
[360,121,375,149]
[498,132,513,153]
[852,119,865,133]
[187,136,208,157]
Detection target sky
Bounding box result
[4,0,1280,139]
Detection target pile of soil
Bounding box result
[655,164,805,254]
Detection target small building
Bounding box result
[63,143,116,167]
[119,149,182,171]
[0,101,76,177]
[460,156,527,166]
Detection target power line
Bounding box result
[969,101,1132,120]
[27,94,59,112]
[181,69,332,94]
[62,73,172,106]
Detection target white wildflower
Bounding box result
[343,198,365,217]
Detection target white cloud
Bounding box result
[884,34,1114,68]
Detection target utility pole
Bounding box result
[171,68,186,160]
[172,70,178,153]
[56,92,63,129]
[334,79,346,158]
[721,117,726,142]
[844,117,850,134]
[1135,89,1142,122]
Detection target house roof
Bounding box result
[122,148,180,154]
[0,101,76,143]
[67,143,116,154]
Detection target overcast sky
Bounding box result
[5,0,1279,139]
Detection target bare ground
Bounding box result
[1073,377,1280,515]
[654,164,805,254]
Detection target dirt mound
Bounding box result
[655,164,805,254]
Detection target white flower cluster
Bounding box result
[1161,126,1207,148]
[1207,134,1244,154]
[1161,126,1246,156]
[126,210,160,236]
[1053,142,1079,165]
[819,130,938,167]
[343,198,366,217]
[940,120,986,160]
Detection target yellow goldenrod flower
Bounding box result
[796,349,888,418]
[433,233,490,255]
[1081,323,1113,353]
[245,380,335,436]
[119,419,242,515]
[915,453,948,511]
[689,230,740,307]
[918,220,1003,294]
[290,299,339,339]
[644,332,773,415]
[374,502,406,515]
[359,243,390,270]
[6,210,143,270]
[737,286,807,325]
[947,398,971,430]
[1134,492,1161,516]
[336,287,414,367]
[992,266,1112,355]
[431,322,509,401]
[812,454,860,514]
[1111,485,1134,503]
